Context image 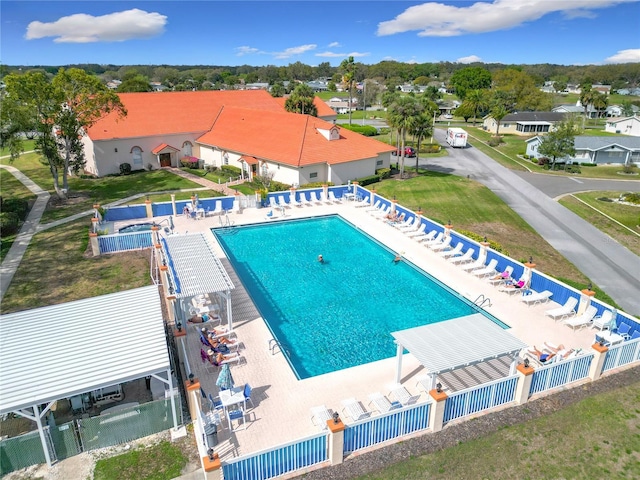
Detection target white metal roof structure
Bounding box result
[391,313,527,384]
[0,286,169,415]
[162,233,235,299]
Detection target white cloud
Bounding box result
[377,0,635,37]
[26,9,166,43]
[236,46,261,56]
[457,55,482,64]
[315,51,369,58]
[274,44,317,59]
[605,48,640,63]
[328,42,341,48]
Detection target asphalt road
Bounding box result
[420,129,640,315]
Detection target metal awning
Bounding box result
[162,233,235,298]
[0,286,170,415]
[392,313,527,383]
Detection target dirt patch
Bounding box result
[46,193,91,210]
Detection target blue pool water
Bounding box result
[118,223,156,233]
[214,215,484,379]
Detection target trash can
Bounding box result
[204,423,218,448]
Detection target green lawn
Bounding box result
[0,168,39,262]
[356,381,640,480]
[93,440,187,480]
[559,191,640,258]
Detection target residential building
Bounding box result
[83,90,393,185]
[525,135,640,165]
[604,116,640,137]
[553,104,598,119]
[483,112,566,135]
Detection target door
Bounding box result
[159,153,171,167]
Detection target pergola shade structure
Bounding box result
[0,286,176,466]
[392,313,528,388]
[161,233,235,330]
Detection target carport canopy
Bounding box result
[0,286,175,466]
[391,313,528,386]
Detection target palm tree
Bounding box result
[410,108,432,171]
[388,96,421,178]
[592,92,608,118]
[579,84,596,120]
[340,56,356,125]
[464,89,488,126]
[490,104,509,138]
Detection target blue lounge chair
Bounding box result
[615,322,632,340]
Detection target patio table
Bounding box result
[595,331,624,346]
[219,385,246,413]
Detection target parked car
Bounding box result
[392,146,416,157]
[443,114,453,119]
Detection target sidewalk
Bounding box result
[164,167,242,196]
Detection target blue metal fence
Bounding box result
[343,402,431,453]
[602,338,640,373]
[222,432,328,480]
[529,354,593,396]
[103,204,147,222]
[97,232,153,254]
[443,376,518,423]
[529,271,579,307]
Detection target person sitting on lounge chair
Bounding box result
[544,343,575,359]
[491,270,511,281]
[385,211,400,222]
[503,279,526,289]
[188,312,213,323]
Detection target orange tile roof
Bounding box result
[87,90,283,140]
[151,143,179,154]
[197,107,394,167]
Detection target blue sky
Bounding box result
[1,1,639,67]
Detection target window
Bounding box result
[309,172,318,179]
[223,152,229,165]
[376,160,383,166]
[182,141,193,157]
[131,146,143,166]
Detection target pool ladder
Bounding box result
[268,338,291,356]
[473,294,492,309]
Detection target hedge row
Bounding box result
[0,198,29,236]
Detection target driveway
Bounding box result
[419,129,640,315]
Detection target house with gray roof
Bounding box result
[483,111,566,135]
[605,115,640,137]
[553,104,598,118]
[525,135,640,165]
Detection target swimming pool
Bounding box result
[118,222,157,234]
[213,215,492,379]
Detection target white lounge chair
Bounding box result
[328,191,342,204]
[365,200,381,212]
[371,206,391,218]
[269,196,278,209]
[388,384,420,406]
[341,398,371,421]
[354,196,370,207]
[497,275,528,294]
[277,196,290,209]
[310,191,323,204]
[398,217,418,232]
[310,405,332,429]
[367,392,402,414]
[472,258,499,278]
[520,289,553,306]
[211,200,224,216]
[430,236,453,252]
[395,216,414,230]
[592,310,616,331]
[461,257,485,271]
[545,297,578,320]
[289,195,302,207]
[423,232,444,248]
[450,247,475,264]
[301,193,313,207]
[406,224,427,238]
[440,242,463,258]
[564,305,597,330]
[488,266,514,285]
[414,229,437,243]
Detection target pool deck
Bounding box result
[162,201,600,460]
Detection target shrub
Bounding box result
[269,181,290,192]
[0,211,20,236]
[537,157,550,166]
[1,198,29,221]
[205,165,218,173]
[457,230,509,255]
[422,144,441,153]
[621,192,640,204]
[376,168,391,180]
[565,165,581,174]
[522,154,530,159]
[119,162,132,175]
[298,181,335,189]
[338,124,378,136]
[622,163,637,174]
[355,174,381,187]
[487,136,502,147]
[220,165,242,176]
[580,162,597,167]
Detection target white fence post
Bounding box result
[588,342,608,381]
[514,363,534,404]
[326,416,345,465]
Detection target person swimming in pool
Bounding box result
[318,254,324,264]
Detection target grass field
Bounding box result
[356,381,640,480]
[93,440,187,480]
